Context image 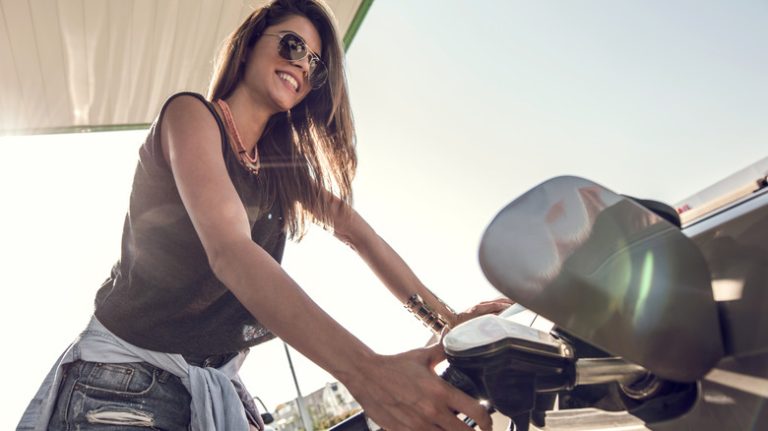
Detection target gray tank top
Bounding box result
[95,92,286,356]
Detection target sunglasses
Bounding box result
[262,31,328,89]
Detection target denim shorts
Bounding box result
[48,360,191,430]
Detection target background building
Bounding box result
[271,382,360,431]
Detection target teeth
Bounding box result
[278,72,298,91]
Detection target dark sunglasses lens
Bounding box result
[309,60,328,89]
[278,34,308,61]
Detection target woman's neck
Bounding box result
[223,89,275,154]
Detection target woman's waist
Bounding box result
[182,351,240,368]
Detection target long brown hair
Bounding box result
[208,0,356,240]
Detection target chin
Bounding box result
[270,93,299,113]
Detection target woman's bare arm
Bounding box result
[159,95,492,431]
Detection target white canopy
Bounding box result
[0,0,370,135]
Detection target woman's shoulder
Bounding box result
[155,92,227,165]
[159,92,222,136]
[164,91,208,105]
[161,92,213,119]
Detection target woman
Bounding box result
[20,1,508,430]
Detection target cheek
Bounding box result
[244,53,270,80]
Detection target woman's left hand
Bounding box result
[451,298,515,328]
[425,298,514,345]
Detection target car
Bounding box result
[329,159,767,431]
[444,160,768,430]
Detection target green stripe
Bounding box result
[1,123,150,137]
[343,0,374,51]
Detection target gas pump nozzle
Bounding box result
[443,315,649,430]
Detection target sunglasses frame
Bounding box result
[262,31,328,89]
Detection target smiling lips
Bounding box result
[277,72,299,92]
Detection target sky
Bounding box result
[2,0,767,428]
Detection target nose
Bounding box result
[290,57,311,81]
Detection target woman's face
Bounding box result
[242,15,323,112]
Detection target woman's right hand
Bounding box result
[343,343,493,431]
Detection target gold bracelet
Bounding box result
[427,287,457,319]
[404,293,449,335]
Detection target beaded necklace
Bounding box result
[216,99,260,175]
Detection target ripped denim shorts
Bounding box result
[48,360,191,430]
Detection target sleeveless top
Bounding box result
[94,92,286,356]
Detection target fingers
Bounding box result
[404,349,491,430]
[445,386,494,431]
[474,298,515,310]
[478,297,515,305]
[368,397,472,431]
[412,386,490,431]
[433,409,484,431]
[466,299,514,315]
[353,349,491,431]
[454,299,515,326]
[421,343,448,368]
[476,302,512,313]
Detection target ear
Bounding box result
[240,43,254,66]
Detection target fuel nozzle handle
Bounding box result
[575,357,648,386]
